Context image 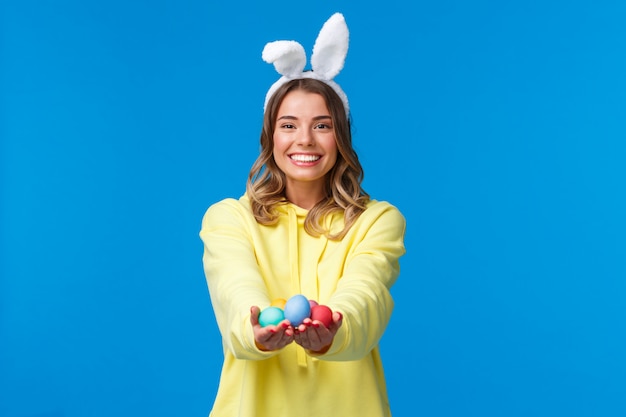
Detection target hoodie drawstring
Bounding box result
[287,207,308,367]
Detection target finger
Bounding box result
[293,329,305,345]
[280,330,294,346]
[298,319,313,332]
[296,326,323,350]
[332,311,342,324]
[266,324,293,347]
[250,306,261,326]
[329,311,343,332]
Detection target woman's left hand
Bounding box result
[293,311,343,354]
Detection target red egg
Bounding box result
[310,305,333,328]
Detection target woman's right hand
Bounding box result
[250,306,295,351]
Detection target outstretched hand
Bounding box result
[250,306,343,354]
[293,311,343,354]
[250,306,294,351]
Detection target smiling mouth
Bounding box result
[289,154,321,162]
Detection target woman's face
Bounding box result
[273,90,338,193]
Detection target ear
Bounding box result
[262,40,306,78]
[310,13,349,80]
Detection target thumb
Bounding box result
[330,310,343,331]
[332,311,342,323]
[250,306,261,327]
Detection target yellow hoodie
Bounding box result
[200,194,406,417]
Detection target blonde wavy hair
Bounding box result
[246,78,369,240]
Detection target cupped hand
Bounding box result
[293,311,343,354]
[250,306,294,351]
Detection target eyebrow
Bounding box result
[277,115,332,121]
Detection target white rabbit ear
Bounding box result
[261,13,351,116]
[262,40,306,78]
[310,13,349,79]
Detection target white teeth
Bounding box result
[290,154,320,162]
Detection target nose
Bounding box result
[296,129,315,146]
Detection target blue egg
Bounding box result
[283,294,311,326]
[259,306,285,327]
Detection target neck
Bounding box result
[285,183,325,210]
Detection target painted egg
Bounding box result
[259,306,284,327]
[283,294,311,326]
[270,298,287,309]
[309,299,319,308]
[310,304,333,328]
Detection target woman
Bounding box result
[200,13,406,417]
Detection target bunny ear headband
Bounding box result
[262,12,350,116]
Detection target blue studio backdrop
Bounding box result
[1,1,625,416]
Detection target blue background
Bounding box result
[2,1,625,416]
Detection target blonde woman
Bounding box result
[200,14,406,417]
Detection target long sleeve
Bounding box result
[200,196,406,417]
[320,202,406,361]
[199,198,275,360]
